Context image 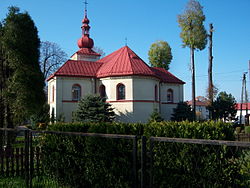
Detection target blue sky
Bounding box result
[1,0,250,102]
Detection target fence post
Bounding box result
[29,131,33,188]
[25,130,30,188]
[149,138,154,188]
[141,136,146,188]
[133,136,138,188]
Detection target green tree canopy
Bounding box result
[171,102,193,121]
[148,40,172,70]
[178,0,207,120]
[0,6,45,126]
[74,95,115,122]
[212,91,237,121]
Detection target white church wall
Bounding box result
[132,76,159,101]
[71,53,100,62]
[161,103,177,120]
[160,83,183,103]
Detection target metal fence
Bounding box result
[147,137,250,188]
[2,128,250,188]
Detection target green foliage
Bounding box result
[148,40,172,70]
[148,108,163,123]
[245,126,250,134]
[74,94,115,122]
[0,6,45,126]
[211,91,237,121]
[171,102,193,121]
[41,121,237,187]
[178,0,207,50]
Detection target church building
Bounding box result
[47,6,185,123]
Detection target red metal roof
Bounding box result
[75,47,101,56]
[97,46,155,78]
[236,103,250,110]
[151,67,185,84]
[47,60,103,81]
[48,46,185,85]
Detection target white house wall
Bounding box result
[49,76,184,123]
[160,83,184,120]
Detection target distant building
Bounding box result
[188,96,209,120]
[235,103,250,124]
[47,6,185,123]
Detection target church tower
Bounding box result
[71,1,101,61]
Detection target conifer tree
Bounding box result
[171,102,193,121]
[148,108,164,123]
[178,0,207,120]
[1,7,45,126]
[75,95,115,122]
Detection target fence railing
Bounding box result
[236,133,250,142]
[1,128,250,188]
[148,136,250,188]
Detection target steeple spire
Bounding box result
[78,0,94,49]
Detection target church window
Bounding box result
[117,83,125,100]
[52,85,55,102]
[72,84,81,101]
[167,89,173,102]
[99,85,106,98]
[155,85,158,101]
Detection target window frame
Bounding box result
[99,84,106,98]
[116,83,125,100]
[154,84,158,101]
[72,84,81,101]
[167,89,173,103]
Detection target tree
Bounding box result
[212,91,237,121]
[171,102,193,121]
[40,41,67,80]
[178,0,207,120]
[148,40,173,70]
[148,108,164,123]
[93,46,105,58]
[74,95,115,122]
[0,7,45,127]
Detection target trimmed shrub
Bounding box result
[41,121,237,187]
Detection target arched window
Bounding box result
[52,85,55,102]
[154,85,158,101]
[117,83,125,100]
[72,84,81,101]
[167,89,173,102]
[99,84,106,98]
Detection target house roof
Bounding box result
[150,67,185,84]
[236,103,250,110]
[74,47,101,56]
[48,46,185,85]
[47,60,103,80]
[96,46,155,78]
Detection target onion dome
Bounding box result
[77,3,94,49]
[82,17,89,24]
[78,35,94,49]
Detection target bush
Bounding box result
[41,121,237,187]
[245,126,250,134]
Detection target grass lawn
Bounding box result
[0,176,70,188]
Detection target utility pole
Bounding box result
[240,72,248,125]
[208,23,214,119]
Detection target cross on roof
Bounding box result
[84,0,88,13]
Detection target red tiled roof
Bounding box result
[236,103,250,110]
[151,67,185,84]
[47,60,103,81]
[74,47,101,56]
[96,46,155,78]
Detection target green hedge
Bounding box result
[39,121,241,187]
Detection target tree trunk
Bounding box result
[208,23,214,119]
[191,47,196,121]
